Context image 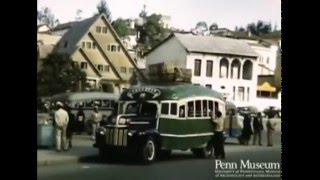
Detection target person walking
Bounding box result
[267,114,277,146]
[54,102,69,152]
[91,106,101,140]
[75,105,85,134]
[65,104,76,149]
[253,112,263,145]
[211,111,225,159]
[241,114,253,146]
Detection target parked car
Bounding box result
[263,106,281,118]
[237,106,258,116]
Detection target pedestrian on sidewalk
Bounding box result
[253,112,263,145]
[267,114,277,146]
[241,113,253,146]
[54,102,69,152]
[211,111,225,159]
[65,104,76,149]
[91,106,101,140]
[75,104,85,134]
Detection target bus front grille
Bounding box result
[105,127,128,146]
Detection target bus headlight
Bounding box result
[98,127,106,135]
[119,118,131,125]
[118,118,126,125]
[126,119,131,124]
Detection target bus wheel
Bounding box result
[192,144,213,158]
[140,137,157,164]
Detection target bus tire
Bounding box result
[139,136,157,164]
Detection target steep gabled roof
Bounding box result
[52,22,76,31]
[55,14,147,82]
[56,15,99,55]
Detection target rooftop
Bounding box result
[174,33,258,57]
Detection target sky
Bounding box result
[37,0,281,31]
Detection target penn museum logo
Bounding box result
[127,87,161,99]
[213,159,281,178]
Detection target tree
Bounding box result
[273,24,278,32]
[97,0,112,22]
[112,18,129,37]
[246,20,272,35]
[195,21,208,35]
[75,9,83,21]
[37,53,88,97]
[137,13,168,48]
[209,23,218,31]
[38,7,59,29]
[209,23,218,35]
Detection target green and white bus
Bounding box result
[93,84,226,164]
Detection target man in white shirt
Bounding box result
[54,102,69,152]
[267,114,277,146]
[211,111,225,159]
[91,106,101,140]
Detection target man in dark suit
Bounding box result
[253,112,263,145]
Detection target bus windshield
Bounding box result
[125,102,158,117]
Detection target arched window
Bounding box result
[231,59,241,79]
[243,60,253,80]
[220,58,229,78]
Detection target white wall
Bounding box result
[38,25,50,33]
[187,53,258,107]
[254,96,281,112]
[146,37,187,69]
[250,44,278,75]
[145,36,261,107]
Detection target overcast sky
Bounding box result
[38,0,281,31]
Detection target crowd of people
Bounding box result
[209,110,279,160]
[53,101,101,152]
[238,112,278,147]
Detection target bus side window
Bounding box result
[187,101,194,117]
[214,102,219,114]
[170,103,177,116]
[102,100,110,108]
[179,105,185,118]
[94,100,102,107]
[195,100,202,117]
[86,100,93,107]
[209,100,214,117]
[110,100,115,107]
[161,103,169,115]
[72,101,78,108]
[203,100,208,117]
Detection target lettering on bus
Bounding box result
[127,87,161,99]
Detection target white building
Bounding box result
[244,39,278,75]
[37,24,51,33]
[145,33,259,107]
